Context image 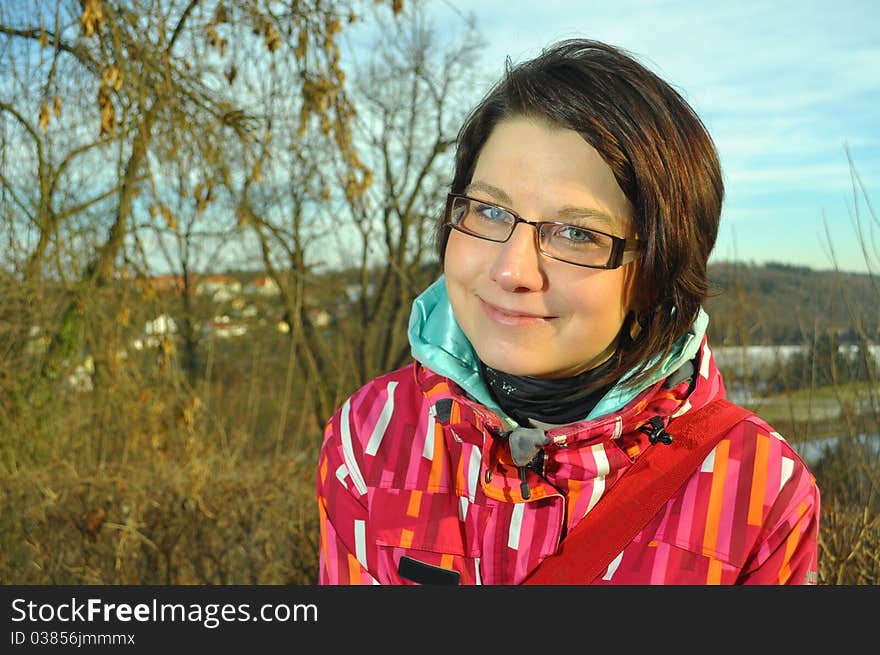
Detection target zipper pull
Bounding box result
[518,466,531,500]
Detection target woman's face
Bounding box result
[444,116,637,379]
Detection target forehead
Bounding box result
[470,117,633,230]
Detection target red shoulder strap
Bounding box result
[521,398,753,585]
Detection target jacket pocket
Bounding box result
[371,488,491,584]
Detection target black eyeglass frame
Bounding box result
[443,193,643,270]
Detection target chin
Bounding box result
[477,350,549,378]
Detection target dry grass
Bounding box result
[0,456,319,585]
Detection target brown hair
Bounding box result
[436,39,723,389]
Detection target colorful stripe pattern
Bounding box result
[316,337,820,585]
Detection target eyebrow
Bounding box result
[464,180,620,230]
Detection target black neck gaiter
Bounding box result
[479,357,616,427]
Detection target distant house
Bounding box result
[202,315,248,338]
[244,276,281,297]
[145,275,186,294]
[196,275,242,303]
[132,313,178,350]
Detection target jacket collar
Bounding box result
[416,345,727,505]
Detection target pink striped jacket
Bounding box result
[316,339,820,584]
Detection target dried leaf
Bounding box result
[53,96,62,117]
[295,30,307,61]
[102,65,123,91]
[98,88,116,136]
[117,305,131,328]
[160,205,176,230]
[38,28,49,48]
[80,0,105,37]
[264,24,281,52]
[214,2,228,24]
[38,103,51,134]
[80,507,106,541]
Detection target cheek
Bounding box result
[443,231,480,281]
[568,272,629,324]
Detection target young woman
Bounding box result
[316,39,820,585]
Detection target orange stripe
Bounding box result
[702,439,729,556]
[706,557,723,584]
[318,498,329,576]
[406,490,423,518]
[400,528,414,549]
[565,479,585,525]
[347,553,361,583]
[319,453,328,484]
[748,433,770,526]
[424,383,452,400]
[777,500,809,583]
[440,553,455,571]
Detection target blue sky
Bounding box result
[372,0,880,273]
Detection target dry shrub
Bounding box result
[0,457,319,585]
[819,502,880,585]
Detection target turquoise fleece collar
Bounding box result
[408,275,708,429]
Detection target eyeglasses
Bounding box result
[444,193,643,269]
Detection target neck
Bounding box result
[479,358,616,427]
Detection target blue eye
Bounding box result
[475,203,510,223]
[560,226,593,242]
[546,224,612,250]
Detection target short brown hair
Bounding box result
[436,39,723,389]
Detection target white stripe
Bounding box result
[422,403,436,459]
[458,496,469,522]
[780,456,794,491]
[602,551,624,581]
[586,476,605,515]
[700,447,716,473]
[467,446,482,502]
[366,381,398,456]
[593,443,610,476]
[584,444,611,515]
[611,416,623,440]
[334,463,349,488]
[700,343,711,379]
[672,399,692,418]
[508,502,525,550]
[475,557,483,585]
[340,400,368,495]
[354,519,368,570]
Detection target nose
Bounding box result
[488,222,546,292]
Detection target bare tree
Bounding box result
[234,1,484,434]
[336,0,483,383]
[0,0,402,388]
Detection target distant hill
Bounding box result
[704,261,880,346]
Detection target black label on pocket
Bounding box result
[398,556,461,585]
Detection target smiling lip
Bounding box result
[479,298,555,327]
